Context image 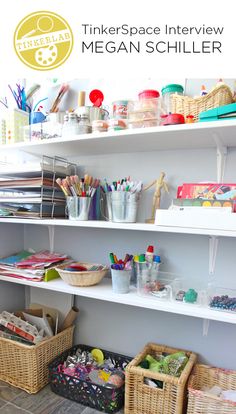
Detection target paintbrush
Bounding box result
[50,84,69,113]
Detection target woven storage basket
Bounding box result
[171,84,234,121]
[187,364,236,414]
[125,342,197,414]
[56,263,108,287]
[0,326,74,394]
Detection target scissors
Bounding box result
[21,15,54,39]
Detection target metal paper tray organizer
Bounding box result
[0,155,77,219]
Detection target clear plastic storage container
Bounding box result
[136,266,177,300]
[92,120,108,133]
[128,90,161,129]
[161,84,184,114]
[208,285,236,312]
[172,279,207,306]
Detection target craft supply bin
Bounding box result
[125,342,197,414]
[48,344,132,413]
[187,364,236,414]
[0,326,74,394]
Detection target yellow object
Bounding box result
[14,11,73,71]
[99,370,111,382]
[212,201,221,207]
[91,348,104,364]
[202,201,211,207]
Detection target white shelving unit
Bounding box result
[1,218,236,238]
[1,121,236,354]
[0,275,235,325]
[0,119,236,157]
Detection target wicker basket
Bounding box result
[171,84,234,121]
[0,326,74,394]
[187,364,236,413]
[125,342,197,414]
[56,262,108,287]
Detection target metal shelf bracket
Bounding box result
[202,318,210,336]
[48,225,55,253]
[209,236,219,276]
[213,133,227,183]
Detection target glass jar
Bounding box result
[63,112,79,136]
[112,100,129,119]
[161,84,184,114]
[108,118,127,131]
[78,114,92,134]
[92,120,108,133]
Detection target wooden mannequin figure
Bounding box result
[145,172,168,223]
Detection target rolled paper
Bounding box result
[61,306,79,331]
[78,91,86,107]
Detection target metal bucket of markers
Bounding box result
[66,196,91,221]
[106,192,140,223]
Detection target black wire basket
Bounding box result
[48,344,132,413]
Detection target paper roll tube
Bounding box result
[61,306,79,331]
[78,91,86,107]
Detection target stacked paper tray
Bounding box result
[0,156,77,218]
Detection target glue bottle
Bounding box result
[201,85,208,96]
[145,245,154,265]
[151,255,161,282]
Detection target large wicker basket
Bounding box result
[0,326,74,394]
[187,364,236,413]
[171,84,234,120]
[125,342,197,414]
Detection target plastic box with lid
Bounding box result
[161,84,184,114]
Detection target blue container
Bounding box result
[30,111,46,124]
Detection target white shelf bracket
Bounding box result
[213,133,227,183]
[48,225,55,253]
[202,319,210,336]
[209,236,219,276]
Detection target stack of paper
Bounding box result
[0,250,68,282]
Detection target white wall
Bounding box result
[0,224,25,311]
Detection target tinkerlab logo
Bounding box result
[14,11,73,70]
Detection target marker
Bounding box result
[111,264,121,270]
[139,254,146,263]
[109,253,115,264]
[113,254,119,264]
[124,254,130,264]
[125,262,132,270]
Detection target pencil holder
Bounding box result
[105,192,140,223]
[111,269,132,294]
[66,196,91,221]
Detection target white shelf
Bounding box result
[0,275,235,325]
[1,120,236,157]
[1,218,236,237]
